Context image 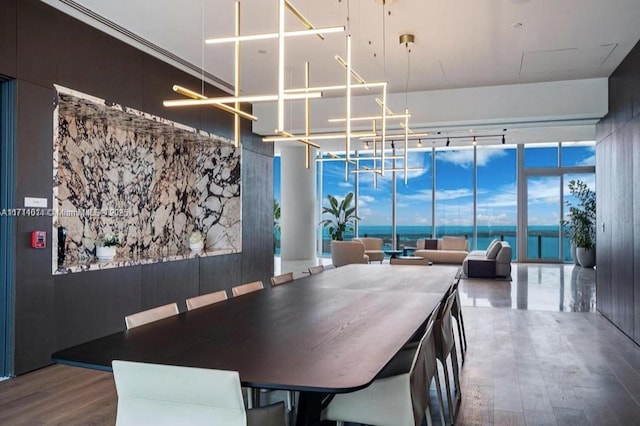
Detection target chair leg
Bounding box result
[455,316,466,365]
[246,388,254,409]
[433,369,447,426]
[425,404,434,426]
[451,346,463,405]
[458,310,468,353]
[440,358,454,424]
[286,391,293,411]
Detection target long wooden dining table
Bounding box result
[52,264,460,425]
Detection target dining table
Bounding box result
[52,263,460,426]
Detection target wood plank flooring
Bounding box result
[1,264,639,425]
[0,364,116,425]
[456,308,640,425]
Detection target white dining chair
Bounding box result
[270,272,294,287]
[323,315,444,426]
[308,265,325,275]
[434,290,463,424]
[186,290,228,311]
[112,360,287,426]
[232,280,264,297]
[124,303,179,329]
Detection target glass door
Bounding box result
[526,176,563,261]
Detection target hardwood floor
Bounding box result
[0,364,116,425]
[1,264,638,425]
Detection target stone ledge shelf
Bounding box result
[55,248,236,275]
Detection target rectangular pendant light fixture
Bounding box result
[163,92,322,107]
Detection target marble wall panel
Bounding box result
[53,87,241,270]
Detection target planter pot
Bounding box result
[576,247,596,268]
[96,245,116,261]
[189,240,204,253]
[570,241,580,265]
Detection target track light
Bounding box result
[446,138,450,147]
[472,136,477,146]
[364,141,370,149]
[502,135,506,144]
[417,139,422,147]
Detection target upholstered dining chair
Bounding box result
[231,281,264,297]
[112,360,287,426]
[186,290,228,311]
[330,240,369,267]
[449,278,467,365]
[270,272,294,287]
[308,265,325,275]
[434,291,462,424]
[323,315,445,426]
[125,303,179,329]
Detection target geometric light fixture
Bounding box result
[164,0,345,148]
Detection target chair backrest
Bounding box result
[330,240,368,267]
[125,303,179,329]
[354,237,383,251]
[270,272,294,287]
[409,315,437,426]
[186,290,228,311]
[434,291,457,359]
[112,360,247,426]
[308,265,325,275]
[231,280,264,297]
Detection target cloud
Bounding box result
[435,188,473,201]
[358,195,376,206]
[438,147,507,169]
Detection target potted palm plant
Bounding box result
[564,180,596,268]
[320,192,359,241]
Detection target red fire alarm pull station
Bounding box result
[31,231,46,248]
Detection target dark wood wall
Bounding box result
[1,0,274,374]
[596,39,640,344]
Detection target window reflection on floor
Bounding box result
[458,263,596,312]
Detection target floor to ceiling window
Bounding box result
[396,149,432,248]
[476,145,517,254]
[521,142,595,262]
[434,146,474,243]
[319,154,355,254]
[274,140,595,261]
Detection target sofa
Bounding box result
[353,237,385,263]
[414,236,469,264]
[463,239,512,278]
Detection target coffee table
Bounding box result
[384,249,403,259]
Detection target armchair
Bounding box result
[331,240,369,267]
[353,237,385,263]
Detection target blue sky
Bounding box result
[275,142,595,228]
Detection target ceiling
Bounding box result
[43,0,640,145]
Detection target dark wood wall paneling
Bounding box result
[3,0,273,374]
[0,0,17,77]
[596,39,640,345]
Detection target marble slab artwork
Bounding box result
[52,85,241,273]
